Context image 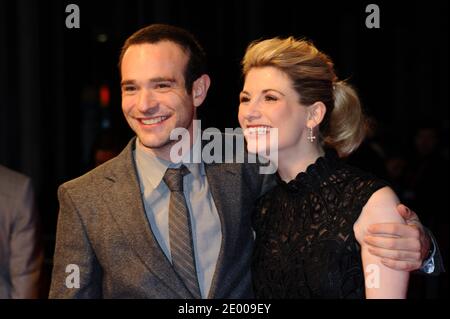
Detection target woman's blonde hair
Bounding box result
[241,37,367,157]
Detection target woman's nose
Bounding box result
[242,101,262,122]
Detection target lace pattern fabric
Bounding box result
[252,150,388,298]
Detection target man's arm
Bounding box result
[9,178,43,298]
[364,204,445,274]
[49,185,102,298]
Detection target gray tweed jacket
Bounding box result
[49,137,274,299]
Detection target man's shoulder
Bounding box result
[59,139,134,196]
[60,158,114,192]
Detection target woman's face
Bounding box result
[238,66,309,156]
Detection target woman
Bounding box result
[238,37,409,298]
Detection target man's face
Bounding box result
[121,41,196,159]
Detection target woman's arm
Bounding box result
[354,186,410,298]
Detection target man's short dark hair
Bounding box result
[119,24,207,93]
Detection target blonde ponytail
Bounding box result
[323,81,367,157]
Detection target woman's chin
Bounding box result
[246,144,269,157]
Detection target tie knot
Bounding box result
[163,165,190,191]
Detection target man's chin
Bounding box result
[137,135,173,150]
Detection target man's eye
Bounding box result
[123,86,136,92]
[240,96,250,103]
[264,95,278,102]
[156,83,171,89]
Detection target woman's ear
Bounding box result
[307,101,327,129]
[192,74,211,107]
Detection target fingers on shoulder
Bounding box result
[354,186,402,243]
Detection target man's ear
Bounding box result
[306,101,327,129]
[192,74,211,107]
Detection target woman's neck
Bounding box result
[277,142,325,182]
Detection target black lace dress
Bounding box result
[252,150,389,298]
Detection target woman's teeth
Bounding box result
[141,116,168,125]
[247,126,271,135]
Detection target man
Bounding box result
[49,24,440,299]
[0,165,43,298]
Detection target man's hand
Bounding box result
[364,204,431,271]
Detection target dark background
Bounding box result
[0,0,448,298]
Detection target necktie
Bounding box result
[163,165,202,299]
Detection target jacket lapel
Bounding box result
[102,138,192,298]
[204,162,244,298]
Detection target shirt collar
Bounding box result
[134,132,205,192]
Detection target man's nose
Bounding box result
[137,89,158,113]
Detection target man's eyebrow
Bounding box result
[149,77,176,83]
[120,78,176,86]
[121,80,135,86]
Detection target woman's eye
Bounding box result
[264,95,278,101]
[240,96,250,103]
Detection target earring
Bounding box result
[307,127,316,142]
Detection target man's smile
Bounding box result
[136,115,171,127]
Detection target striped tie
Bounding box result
[163,165,202,299]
